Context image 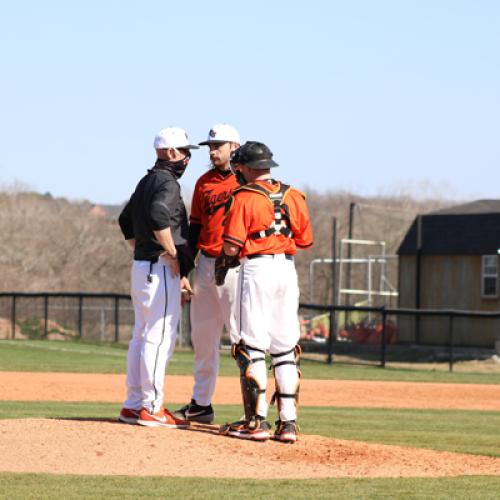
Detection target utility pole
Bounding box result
[345,202,356,306]
[328,217,337,364]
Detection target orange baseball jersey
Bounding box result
[223,180,313,257]
[190,169,240,256]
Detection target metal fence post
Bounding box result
[380,307,387,368]
[327,309,335,365]
[44,295,49,337]
[78,295,83,338]
[449,313,454,372]
[114,296,120,342]
[326,216,338,365]
[11,295,16,339]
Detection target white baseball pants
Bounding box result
[124,256,181,414]
[235,254,301,422]
[190,253,238,406]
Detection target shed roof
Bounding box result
[429,199,500,215]
[398,200,500,255]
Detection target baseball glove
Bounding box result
[214,253,240,286]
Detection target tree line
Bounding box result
[0,189,450,301]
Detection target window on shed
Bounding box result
[481,255,498,298]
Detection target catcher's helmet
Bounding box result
[230,141,279,169]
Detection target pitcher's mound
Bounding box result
[1,419,499,478]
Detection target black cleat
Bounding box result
[172,399,215,424]
[273,420,298,443]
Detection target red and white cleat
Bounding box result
[118,407,141,424]
[137,407,190,428]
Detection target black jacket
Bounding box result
[118,160,194,276]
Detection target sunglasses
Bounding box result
[177,148,191,159]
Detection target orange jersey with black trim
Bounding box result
[223,180,313,257]
[190,168,240,256]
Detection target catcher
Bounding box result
[216,141,313,443]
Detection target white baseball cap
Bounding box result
[154,127,199,150]
[199,123,241,146]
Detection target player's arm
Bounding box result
[118,198,135,249]
[214,195,246,285]
[222,193,247,251]
[150,183,180,275]
[188,179,203,258]
[290,191,314,250]
[188,223,201,260]
[153,227,179,275]
[153,227,177,259]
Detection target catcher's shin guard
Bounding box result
[231,341,267,420]
[270,345,301,422]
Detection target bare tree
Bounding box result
[0,189,453,298]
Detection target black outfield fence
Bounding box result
[1,292,499,371]
[298,302,500,371]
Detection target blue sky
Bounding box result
[0,1,499,204]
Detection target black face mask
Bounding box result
[154,151,191,179]
[169,158,188,179]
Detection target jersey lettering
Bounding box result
[203,189,233,215]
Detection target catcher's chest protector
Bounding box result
[235,182,293,240]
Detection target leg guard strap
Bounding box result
[273,360,297,368]
[270,392,298,405]
[270,347,296,358]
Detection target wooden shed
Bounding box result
[397,200,500,347]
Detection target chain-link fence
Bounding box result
[0,293,132,343]
[0,292,215,348]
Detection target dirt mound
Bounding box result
[0,419,499,478]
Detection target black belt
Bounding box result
[201,250,218,258]
[246,254,293,261]
[134,256,159,263]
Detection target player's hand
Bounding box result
[164,253,180,277]
[214,253,239,286]
[180,276,193,306]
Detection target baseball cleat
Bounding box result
[137,407,190,428]
[118,407,141,424]
[219,416,271,441]
[172,399,215,424]
[273,420,298,443]
[163,407,191,428]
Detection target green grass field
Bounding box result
[2,339,500,384]
[0,473,500,500]
[1,473,499,500]
[1,339,499,498]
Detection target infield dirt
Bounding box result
[1,372,500,410]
